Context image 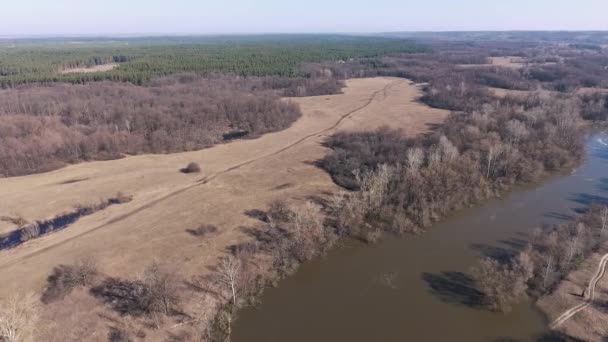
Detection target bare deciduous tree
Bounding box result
[0,293,38,342]
[472,253,533,313]
[485,143,504,179]
[601,206,608,236]
[505,119,529,146]
[141,263,179,316]
[565,223,585,266]
[406,147,424,172]
[216,255,241,307]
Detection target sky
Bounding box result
[2,0,608,36]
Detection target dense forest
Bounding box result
[0,35,425,87]
[0,74,348,176]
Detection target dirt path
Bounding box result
[550,253,608,328]
[0,79,405,270]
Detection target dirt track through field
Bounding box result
[0,79,405,270]
[550,253,608,328]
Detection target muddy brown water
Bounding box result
[233,132,608,342]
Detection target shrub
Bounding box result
[91,263,179,317]
[110,192,133,204]
[181,162,201,174]
[19,224,40,242]
[187,224,218,237]
[41,259,98,303]
[108,328,132,342]
[0,215,28,228]
[471,254,532,312]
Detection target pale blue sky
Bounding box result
[2,0,607,36]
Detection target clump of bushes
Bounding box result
[41,259,98,303]
[181,162,201,174]
[1,193,133,250]
[187,224,218,237]
[91,263,179,319]
[0,215,28,227]
[251,200,338,276]
[471,253,534,312]
[107,328,133,342]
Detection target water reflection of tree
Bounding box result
[421,271,484,308]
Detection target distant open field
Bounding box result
[60,63,119,74]
[0,77,447,340]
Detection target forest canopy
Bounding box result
[0,35,426,87]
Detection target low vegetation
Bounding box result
[41,259,98,303]
[91,263,180,321]
[187,224,218,237]
[471,206,608,312]
[181,162,201,174]
[0,193,132,250]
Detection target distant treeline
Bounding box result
[0,35,426,87]
[310,42,608,94]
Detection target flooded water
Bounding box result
[233,132,608,342]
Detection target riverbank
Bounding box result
[231,132,607,341]
[538,244,608,341]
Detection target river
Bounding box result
[233,132,608,342]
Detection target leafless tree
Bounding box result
[0,293,38,342]
[216,255,241,307]
[541,231,559,289]
[438,136,459,162]
[505,119,528,145]
[406,147,424,172]
[565,223,585,265]
[354,164,394,211]
[485,143,504,179]
[140,263,179,316]
[472,253,533,313]
[601,206,608,236]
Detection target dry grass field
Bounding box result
[0,77,448,340]
[60,63,119,74]
[457,56,527,69]
[489,56,527,68]
[458,56,559,70]
[488,86,608,98]
[537,244,608,342]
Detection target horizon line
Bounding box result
[2,29,608,40]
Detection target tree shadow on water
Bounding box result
[569,193,608,207]
[421,271,484,309]
[470,242,517,263]
[598,178,608,193]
